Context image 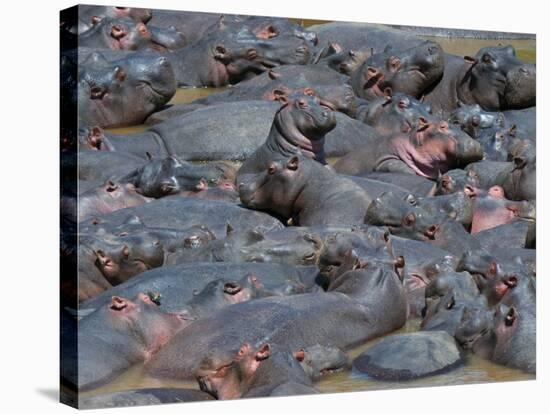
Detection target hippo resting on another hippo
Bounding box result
[75,5,152,34]
[237,93,337,179]
[334,118,482,179]
[79,262,321,314]
[84,100,379,161]
[78,51,176,128]
[423,45,536,115]
[146,260,407,380]
[166,25,312,87]
[351,41,445,102]
[239,155,371,226]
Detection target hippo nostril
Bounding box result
[90,86,105,99]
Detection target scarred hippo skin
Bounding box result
[308,22,424,53]
[120,155,236,198]
[146,263,407,380]
[185,64,358,117]
[80,197,284,238]
[353,331,463,380]
[237,93,336,179]
[357,92,434,137]
[334,119,482,179]
[239,155,371,226]
[470,186,535,233]
[351,41,445,101]
[75,293,186,391]
[195,345,318,399]
[77,181,151,222]
[92,101,379,161]
[76,5,152,34]
[79,388,214,409]
[78,51,176,128]
[78,17,157,51]
[166,226,323,267]
[80,263,321,313]
[423,46,536,115]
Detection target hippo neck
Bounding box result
[266,111,327,164]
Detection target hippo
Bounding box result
[166,226,323,267]
[350,41,445,101]
[237,93,336,179]
[435,168,480,195]
[146,261,407,380]
[333,119,482,179]
[294,344,349,380]
[74,293,186,390]
[88,100,379,162]
[79,197,284,239]
[167,26,311,87]
[76,5,152,34]
[315,43,370,76]
[470,186,535,233]
[423,46,536,115]
[449,103,506,138]
[464,161,513,189]
[80,262,321,313]
[78,17,157,51]
[79,388,214,409]
[353,331,463,380]
[149,10,227,45]
[307,22,424,53]
[183,64,358,117]
[357,92,434,136]
[78,51,176,128]
[239,155,371,226]
[195,344,318,399]
[120,155,236,198]
[498,140,536,201]
[77,181,151,222]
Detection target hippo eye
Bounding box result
[446,296,456,310]
[403,213,416,226]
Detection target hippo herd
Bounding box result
[60,5,536,409]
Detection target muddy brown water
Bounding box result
[96,34,535,401]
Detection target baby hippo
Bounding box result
[239,155,371,226]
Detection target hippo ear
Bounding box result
[268,70,282,80]
[91,15,103,25]
[383,44,393,53]
[487,261,498,279]
[272,88,289,104]
[255,344,271,361]
[110,296,128,311]
[327,42,343,55]
[226,223,234,237]
[463,55,478,65]
[293,349,306,362]
[113,66,126,82]
[195,178,208,191]
[508,124,517,137]
[286,156,300,171]
[383,87,393,98]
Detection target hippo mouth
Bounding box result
[363,77,386,97]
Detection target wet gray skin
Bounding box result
[78,51,176,128]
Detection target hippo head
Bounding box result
[365,192,442,241]
[352,41,444,100]
[195,342,271,399]
[109,6,152,24]
[316,43,370,75]
[78,52,175,128]
[106,293,186,355]
[245,16,318,47]
[94,16,153,50]
[253,33,312,66]
[455,304,494,357]
[459,45,536,111]
[91,235,164,285]
[448,103,505,138]
[274,92,336,158]
[436,168,480,195]
[236,230,322,265]
[78,126,111,151]
[124,155,183,198]
[360,92,433,136]
[390,119,482,179]
[239,156,306,218]
[293,344,349,380]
